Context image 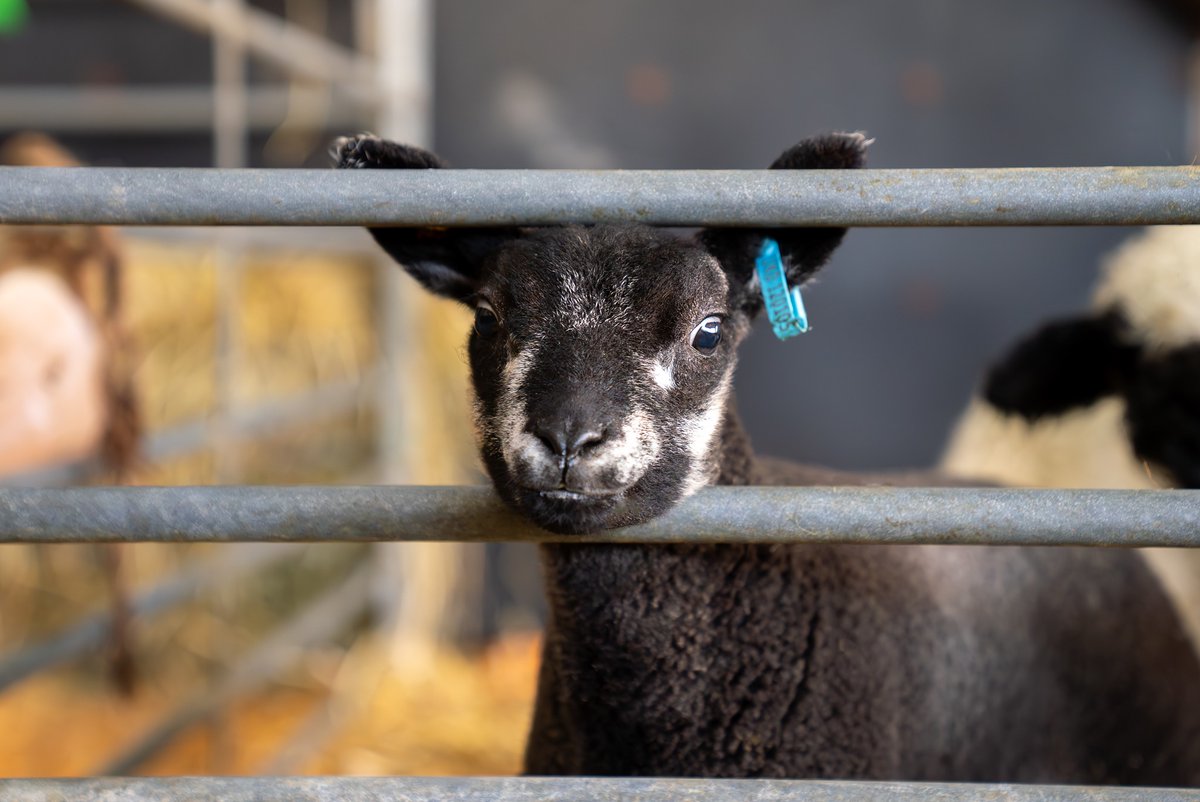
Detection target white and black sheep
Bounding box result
[943,223,1200,654]
[336,133,1200,784]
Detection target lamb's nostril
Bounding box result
[533,425,569,459]
[531,420,608,461]
[569,427,605,457]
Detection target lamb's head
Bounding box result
[335,133,867,533]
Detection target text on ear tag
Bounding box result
[756,237,810,340]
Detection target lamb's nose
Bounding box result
[532,418,607,461]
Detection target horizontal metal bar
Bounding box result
[125,225,378,253]
[3,376,372,488]
[1,167,1198,227]
[0,87,371,132]
[0,543,305,694]
[2,777,1197,802]
[0,486,1196,546]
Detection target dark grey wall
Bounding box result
[4,0,1189,468]
[435,0,1190,469]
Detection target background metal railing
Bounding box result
[0,6,448,779]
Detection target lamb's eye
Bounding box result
[690,316,722,355]
[474,302,499,338]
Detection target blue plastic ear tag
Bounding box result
[756,237,810,340]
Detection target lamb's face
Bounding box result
[334,131,867,532]
[467,226,741,534]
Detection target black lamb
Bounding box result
[335,132,1200,784]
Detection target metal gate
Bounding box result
[1,164,1198,800]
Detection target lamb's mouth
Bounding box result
[536,488,620,502]
[517,486,627,535]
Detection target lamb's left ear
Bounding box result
[699,132,869,317]
[333,135,519,304]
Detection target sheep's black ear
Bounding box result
[333,135,518,303]
[699,132,869,317]
[982,312,1140,421]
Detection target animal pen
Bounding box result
[0,164,1199,801]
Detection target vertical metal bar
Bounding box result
[372,0,430,483]
[212,0,246,484]
[368,0,456,666]
[209,0,248,771]
[213,0,248,171]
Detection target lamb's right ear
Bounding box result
[333,135,517,303]
[699,132,870,318]
[982,312,1140,420]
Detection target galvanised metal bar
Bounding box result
[2,375,371,488]
[126,225,375,252]
[0,486,1197,546]
[2,166,1199,227]
[3,777,1197,802]
[0,86,370,132]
